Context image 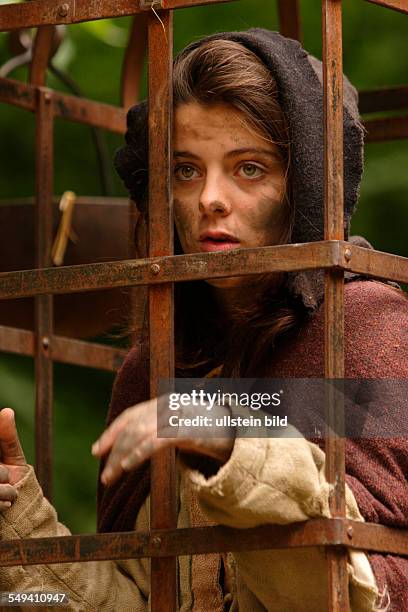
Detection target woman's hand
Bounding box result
[0,408,29,510]
[92,397,235,487]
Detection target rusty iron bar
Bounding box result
[359,86,408,113]
[120,15,148,346]
[0,519,407,567]
[0,325,127,371]
[0,242,342,299]
[341,243,408,283]
[364,116,408,142]
[5,76,408,144]
[1,242,408,300]
[277,0,303,42]
[0,0,235,32]
[121,15,148,108]
[364,0,408,14]
[34,88,54,501]
[146,10,177,612]
[0,77,127,133]
[322,1,349,610]
[29,26,55,86]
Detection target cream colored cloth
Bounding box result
[0,435,379,611]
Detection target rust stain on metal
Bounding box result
[364,0,408,15]
[0,520,407,567]
[0,242,343,300]
[0,78,34,109]
[0,0,234,32]
[277,0,302,42]
[364,116,408,142]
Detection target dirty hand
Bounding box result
[92,397,235,486]
[0,408,29,510]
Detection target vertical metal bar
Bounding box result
[277,0,303,42]
[322,1,349,610]
[147,10,176,612]
[35,88,54,501]
[121,15,149,348]
[121,14,148,108]
[29,26,55,86]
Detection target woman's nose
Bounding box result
[199,174,231,216]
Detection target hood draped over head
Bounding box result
[115,28,367,311]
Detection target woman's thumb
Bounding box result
[0,408,26,465]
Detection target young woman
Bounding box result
[0,29,407,611]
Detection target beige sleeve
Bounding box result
[187,436,380,612]
[0,466,149,612]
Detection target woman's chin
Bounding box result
[205,276,249,289]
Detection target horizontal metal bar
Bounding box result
[0,78,126,134]
[0,0,234,32]
[0,196,128,208]
[359,86,408,114]
[0,242,340,300]
[341,243,408,285]
[0,519,407,567]
[364,0,408,15]
[364,116,408,142]
[1,242,406,301]
[0,325,127,371]
[3,78,407,142]
[0,78,35,111]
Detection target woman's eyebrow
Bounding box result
[225,147,278,158]
[174,151,200,159]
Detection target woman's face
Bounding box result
[173,102,288,288]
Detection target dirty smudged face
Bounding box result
[173,102,289,288]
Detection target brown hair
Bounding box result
[171,40,302,377]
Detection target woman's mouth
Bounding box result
[199,232,240,253]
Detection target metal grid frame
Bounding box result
[0,0,408,610]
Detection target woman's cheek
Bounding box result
[174,198,197,254]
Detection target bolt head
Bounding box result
[151,536,162,549]
[42,336,50,349]
[347,526,353,539]
[344,248,352,262]
[151,263,161,275]
[58,3,69,17]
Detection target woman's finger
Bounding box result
[0,483,18,503]
[0,465,10,484]
[100,411,162,486]
[100,425,150,485]
[120,436,170,473]
[92,399,156,457]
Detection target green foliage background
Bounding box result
[0,0,407,532]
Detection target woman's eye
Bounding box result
[238,163,264,179]
[175,165,199,181]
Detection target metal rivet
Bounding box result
[44,92,51,103]
[58,3,69,17]
[347,526,353,539]
[151,263,161,275]
[151,536,162,549]
[344,248,352,262]
[42,337,50,349]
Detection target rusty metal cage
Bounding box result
[0,0,408,610]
